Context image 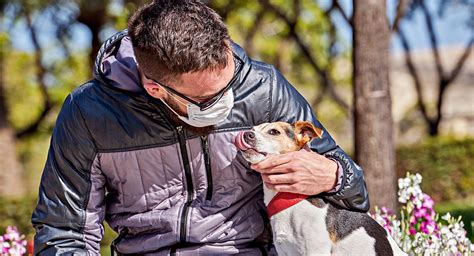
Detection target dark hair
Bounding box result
[128,0,231,83]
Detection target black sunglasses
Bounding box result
[145,55,243,111]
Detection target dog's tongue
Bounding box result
[234,131,252,150]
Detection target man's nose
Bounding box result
[243,131,256,144]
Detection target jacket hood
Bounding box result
[93,30,250,94]
[94,31,143,93]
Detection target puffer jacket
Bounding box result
[31,30,370,255]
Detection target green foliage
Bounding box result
[4,51,89,127]
[0,193,117,253]
[436,198,474,242]
[396,137,474,202]
[0,196,119,251]
[3,49,89,190]
[5,51,46,130]
[221,0,343,90]
[0,197,36,241]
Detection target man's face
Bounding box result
[141,51,236,117]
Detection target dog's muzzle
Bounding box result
[234,131,252,150]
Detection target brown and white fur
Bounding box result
[234,121,406,256]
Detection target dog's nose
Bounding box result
[243,131,256,144]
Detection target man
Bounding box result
[32,1,369,255]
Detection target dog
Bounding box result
[234,121,406,256]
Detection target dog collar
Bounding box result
[267,192,309,218]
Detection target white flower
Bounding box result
[398,177,411,189]
[413,173,422,184]
[441,213,451,221]
[398,190,409,203]
[372,173,474,255]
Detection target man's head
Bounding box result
[128,1,235,132]
[128,0,231,83]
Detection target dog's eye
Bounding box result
[268,129,281,135]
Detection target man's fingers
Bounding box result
[252,162,294,174]
[265,183,299,193]
[251,153,292,170]
[262,173,296,185]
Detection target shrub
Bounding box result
[0,197,117,253]
[396,137,474,202]
[0,197,36,241]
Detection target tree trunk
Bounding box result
[0,39,25,198]
[77,0,108,74]
[352,0,397,211]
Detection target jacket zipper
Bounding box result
[176,126,193,243]
[201,135,213,201]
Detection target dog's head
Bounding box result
[234,121,324,164]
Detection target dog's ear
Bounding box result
[294,121,324,147]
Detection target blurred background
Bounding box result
[0,0,472,253]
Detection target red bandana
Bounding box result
[266,192,309,218]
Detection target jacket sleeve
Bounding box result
[268,67,370,212]
[31,93,106,255]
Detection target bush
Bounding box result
[436,199,474,243]
[0,197,36,242]
[396,137,474,203]
[0,196,117,253]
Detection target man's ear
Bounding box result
[143,83,167,99]
[294,121,324,147]
[139,68,167,99]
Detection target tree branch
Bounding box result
[292,0,301,24]
[333,0,352,26]
[419,0,445,81]
[311,83,327,109]
[433,37,473,135]
[445,37,473,85]
[52,4,75,59]
[244,8,266,56]
[258,0,351,111]
[391,0,409,33]
[398,28,432,127]
[77,0,108,71]
[16,8,53,139]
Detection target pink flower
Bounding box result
[384,225,393,235]
[422,193,434,209]
[381,207,393,215]
[424,214,433,222]
[420,222,430,234]
[414,208,428,218]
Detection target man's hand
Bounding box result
[250,149,338,195]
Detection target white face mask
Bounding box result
[160,89,234,127]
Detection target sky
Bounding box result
[5,0,474,57]
[320,0,473,53]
